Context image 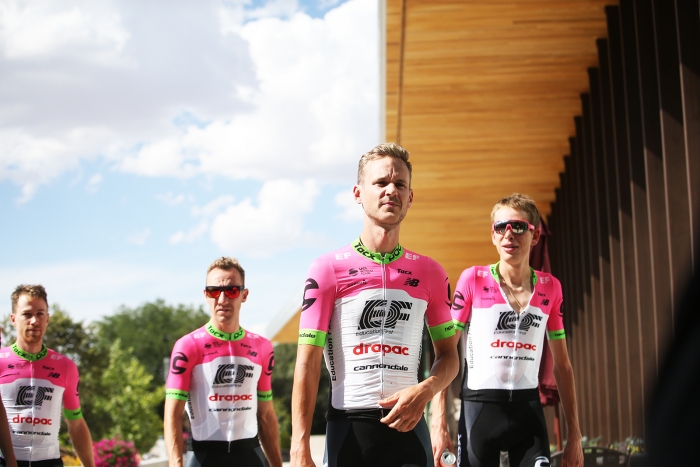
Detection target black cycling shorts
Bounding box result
[457,400,550,467]
[185,437,269,467]
[325,414,434,467]
[2,459,64,467]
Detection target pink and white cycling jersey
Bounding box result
[0,344,83,462]
[298,238,455,411]
[451,264,566,401]
[165,322,274,443]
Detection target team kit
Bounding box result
[0,143,582,467]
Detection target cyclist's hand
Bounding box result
[430,424,454,466]
[378,384,431,432]
[561,438,583,467]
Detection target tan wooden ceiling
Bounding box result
[386,0,614,287]
[270,0,613,343]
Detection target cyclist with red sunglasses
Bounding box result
[164,257,282,467]
[430,194,583,467]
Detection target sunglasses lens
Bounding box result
[493,221,508,234]
[205,288,222,299]
[223,288,241,299]
[510,221,527,234]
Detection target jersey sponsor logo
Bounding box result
[483,286,498,293]
[541,299,550,306]
[534,456,550,467]
[357,300,411,332]
[335,252,353,260]
[327,336,337,381]
[247,350,257,357]
[299,332,317,339]
[15,386,54,406]
[353,343,409,356]
[540,277,550,284]
[477,270,489,277]
[353,363,409,371]
[213,364,254,385]
[208,393,253,402]
[490,339,537,351]
[11,415,52,426]
[42,366,54,370]
[265,353,274,377]
[349,268,358,276]
[496,311,542,332]
[452,291,465,311]
[48,372,60,378]
[171,352,188,375]
[397,269,412,275]
[348,267,374,276]
[403,278,420,287]
[404,253,420,260]
[301,278,319,311]
[348,280,367,288]
[8,363,27,370]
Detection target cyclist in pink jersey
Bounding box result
[0,285,94,467]
[290,143,459,467]
[430,194,583,467]
[164,257,282,467]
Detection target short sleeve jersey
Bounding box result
[165,322,274,442]
[451,264,566,401]
[0,344,83,462]
[298,238,455,410]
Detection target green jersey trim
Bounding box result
[11,343,48,362]
[489,262,537,286]
[453,319,466,332]
[257,390,273,402]
[428,321,456,341]
[548,329,566,340]
[298,329,327,347]
[63,408,83,420]
[352,237,404,265]
[165,389,189,401]
[206,322,245,341]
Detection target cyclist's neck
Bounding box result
[13,337,44,356]
[359,225,401,255]
[496,261,532,289]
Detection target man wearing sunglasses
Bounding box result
[0,284,95,467]
[164,257,282,467]
[430,194,583,467]
[290,143,459,467]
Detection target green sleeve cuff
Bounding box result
[298,329,327,347]
[165,389,189,401]
[428,321,456,341]
[63,408,83,420]
[548,329,566,340]
[453,319,466,332]
[258,390,273,402]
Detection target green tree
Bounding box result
[95,300,209,388]
[91,339,164,453]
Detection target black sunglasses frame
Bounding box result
[204,285,245,299]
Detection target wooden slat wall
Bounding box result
[386,0,699,446]
[549,0,699,443]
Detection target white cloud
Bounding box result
[155,191,186,207]
[334,188,363,222]
[123,0,379,182]
[0,0,379,198]
[86,173,102,192]
[192,195,235,218]
[170,221,209,245]
[127,227,150,245]
[210,179,322,256]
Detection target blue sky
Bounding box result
[0,0,379,336]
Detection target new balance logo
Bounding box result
[403,279,420,287]
[48,372,60,378]
[496,311,542,331]
[357,300,412,330]
[213,364,254,385]
[16,386,54,406]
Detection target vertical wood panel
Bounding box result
[675,0,700,263]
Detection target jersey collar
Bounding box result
[12,343,48,362]
[352,237,403,265]
[490,262,538,286]
[206,321,245,341]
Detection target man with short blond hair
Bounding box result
[290,142,459,467]
[164,258,282,467]
[0,284,94,467]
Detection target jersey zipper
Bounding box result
[380,255,387,400]
[29,360,35,466]
[227,340,234,449]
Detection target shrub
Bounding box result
[93,438,139,467]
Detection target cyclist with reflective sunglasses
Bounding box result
[430,194,583,467]
[164,257,282,467]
